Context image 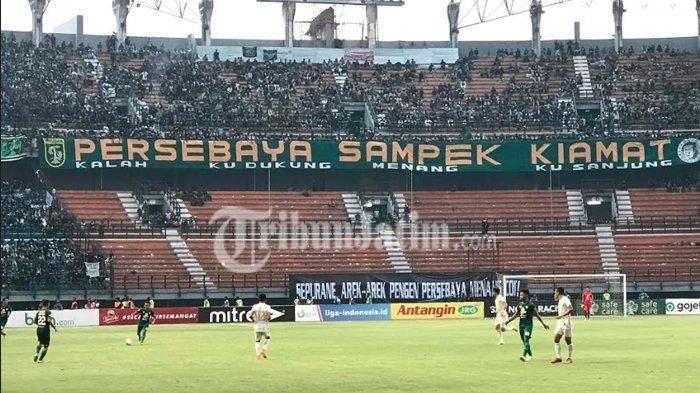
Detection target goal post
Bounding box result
[498,273,628,317]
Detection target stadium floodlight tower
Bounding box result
[612,0,625,54]
[447,0,460,48]
[28,0,50,47]
[199,0,214,46]
[530,0,543,58]
[112,0,134,46]
[257,0,405,48]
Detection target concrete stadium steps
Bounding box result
[163,228,215,289]
[56,190,131,222]
[378,227,411,273]
[614,190,635,223]
[98,239,191,289]
[406,235,600,274]
[116,192,141,223]
[615,233,700,282]
[342,192,364,223]
[186,239,393,286]
[566,190,586,225]
[573,56,594,99]
[184,191,347,222]
[628,189,700,218]
[595,225,620,276]
[404,190,569,221]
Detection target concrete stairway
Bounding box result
[333,72,347,87]
[393,193,407,221]
[172,197,193,222]
[164,228,216,289]
[614,190,635,224]
[117,192,142,224]
[595,225,620,276]
[566,191,587,225]
[342,193,364,223]
[378,227,412,273]
[573,56,594,99]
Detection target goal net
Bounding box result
[497,274,628,317]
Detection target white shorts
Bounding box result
[554,321,572,337]
[494,312,508,326]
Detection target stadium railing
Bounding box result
[613,216,700,233]
[4,267,698,296]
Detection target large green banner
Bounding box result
[1,135,29,162]
[38,136,700,172]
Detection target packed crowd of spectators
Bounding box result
[1,180,83,235]
[1,180,108,290]
[2,33,698,140]
[1,238,107,291]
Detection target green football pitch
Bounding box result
[2,316,699,393]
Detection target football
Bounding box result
[125,338,132,346]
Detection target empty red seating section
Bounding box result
[406,235,601,274]
[616,234,700,281]
[99,239,189,289]
[187,239,393,286]
[628,189,700,218]
[56,190,129,221]
[405,190,569,221]
[185,191,347,222]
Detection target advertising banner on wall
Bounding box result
[98,307,198,326]
[484,300,559,318]
[626,299,666,316]
[6,309,99,328]
[295,305,322,322]
[291,273,518,303]
[198,306,294,324]
[38,137,698,173]
[390,302,484,320]
[294,304,390,322]
[664,299,700,315]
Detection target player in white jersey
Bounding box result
[492,288,517,345]
[551,287,574,364]
[247,294,273,360]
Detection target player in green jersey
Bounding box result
[134,301,155,344]
[0,297,11,337]
[506,289,548,362]
[34,300,57,363]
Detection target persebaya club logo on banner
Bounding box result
[38,137,700,172]
[43,138,66,168]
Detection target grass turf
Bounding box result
[1,316,699,393]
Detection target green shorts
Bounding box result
[137,322,150,334]
[36,327,51,346]
[0,318,7,330]
[519,324,533,341]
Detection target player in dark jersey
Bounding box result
[134,301,155,344]
[34,300,57,363]
[506,289,548,362]
[0,297,11,337]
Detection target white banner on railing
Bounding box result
[5,309,99,328]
